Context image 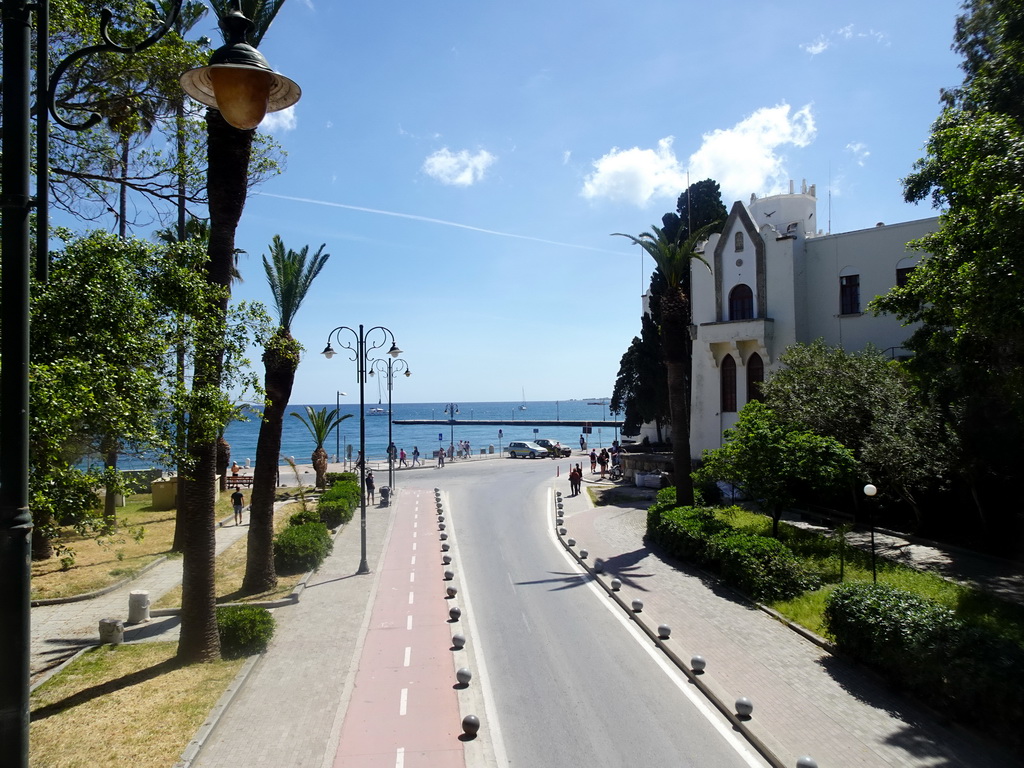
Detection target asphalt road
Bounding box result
[437,457,767,768]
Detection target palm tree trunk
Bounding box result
[312,446,328,488]
[662,288,695,507]
[177,109,252,663]
[243,336,298,594]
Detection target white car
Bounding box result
[506,441,548,459]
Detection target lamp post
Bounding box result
[369,357,410,490]
[2,4,198,764]
[334,391,348,465]
[863,483,878,584]
[323,326,401,574]
[444,403,459,458]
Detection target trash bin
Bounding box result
[380,486,390,506]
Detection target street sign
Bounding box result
[438,433,443,442]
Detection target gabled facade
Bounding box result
[638,182,938,456]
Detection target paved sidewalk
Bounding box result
[556,475,1018,767]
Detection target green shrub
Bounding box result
[217,605,275,659]
[824,583,1024,747]
[273,521,333,574]
[317,498,355,529]
[708,530,812,601]
[288,508,321,527]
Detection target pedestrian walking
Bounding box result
[580,435,586,451]
[590,449,598,474]
[599,448,609,478]
[231,489,245,525]
[399,448,408,467]
[365,471,376,504]
[412,446,420,466]
[464,440,471,458]
[437,447,445,467]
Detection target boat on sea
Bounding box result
[368,407,386,415]
[519,387,527,410]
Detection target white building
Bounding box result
[640,181,938,456]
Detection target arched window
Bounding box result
[746,353,764,402]
[728,284,754,320]
[721,355,737,412]
[734,231,744,252]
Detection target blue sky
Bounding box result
[176,2,964,403]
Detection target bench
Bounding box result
[227,475,254,488]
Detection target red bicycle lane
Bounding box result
[331,488,465,768]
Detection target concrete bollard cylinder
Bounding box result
[127,590,151,624]
[99,618,124,645]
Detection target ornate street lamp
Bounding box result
[369,357,411,491]
[180,1,300,130]
[444,403,459,457]
[323,327,401,574]
[863,483,879,584]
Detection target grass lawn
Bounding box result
[30,642,244,768]
[30,495,199,601]
[709,505,1024,645]
[154,499,308,608]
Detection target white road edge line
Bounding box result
[546,494,767,768]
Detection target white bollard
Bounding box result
[99,618,124,645]
[127,590,150,624]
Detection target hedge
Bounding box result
[273,521,333,574]
[647,504,809,601]
[317,475,360,528]
[217,605,276,659]
[825,583,1024,748]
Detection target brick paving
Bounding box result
[559,474,1018,767]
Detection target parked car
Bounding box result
[506,440,548,459]
[535,438,571,457]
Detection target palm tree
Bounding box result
[179,0,289,662]
[613,222,719,507]
[242,236,329,594]
[291,407,352,488]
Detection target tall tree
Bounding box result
[242,236,329,594]
[870,0,1024,542]
[610,313,668,440]
[613,222,719,506]
[28,230,211,558]
[696,402,858,538]
[761,341,954,529]
[178,0,291,663]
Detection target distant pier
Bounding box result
[391,419,621,428]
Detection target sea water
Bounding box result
[115,400,618,470]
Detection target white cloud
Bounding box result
[562,150,572,165]
[422,148,496,186]
[580,137,687,207]
[801,36,830,55]
[687,103,816,202]
[845,141,870,166]
[261,105,297,133]
[800,24,888,56]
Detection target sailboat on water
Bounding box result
[519,388,527,410]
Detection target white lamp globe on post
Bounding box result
[863,483,878,583]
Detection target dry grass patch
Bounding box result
[30,641,243,768]
[30,494,222,601]
[155,500,309,609]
